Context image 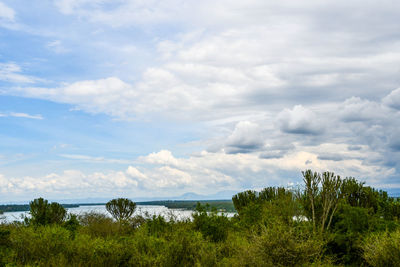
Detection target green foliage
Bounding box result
[78,212,120,238]
[233,186,299,229]
[162,226,217,266]
[0,226,11,266]
[232,220,325,266]
[192,203,231,242]
[9,225,70,265]
[2,170,400,266]
[326,204,371,264]
[232,190,259,213]
[63,213,80,234]
[362,229,400,267]
[28,197,67,226]
[301,170,342,233]
[106,198,137,222]
[146,215,170,236]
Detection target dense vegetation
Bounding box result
[1,170,400,266]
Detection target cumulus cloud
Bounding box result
[383,88,400,110]
[339,97,385,122]
[225,121,265,153]
[0,170,138,200]
[0,143,398,201]
[1,146,395,201]
[277,105,322,135]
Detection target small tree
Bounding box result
[48,202,67,224]
[29,197,66,226]
[29,198,49,226]
[106,198,136,222]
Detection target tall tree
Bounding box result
[302,170,320,231]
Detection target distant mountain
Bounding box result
[164,190,237,201]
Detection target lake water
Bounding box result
[0,205,235,223]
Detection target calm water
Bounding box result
[0,205,235,223]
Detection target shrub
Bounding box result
[162,226,217,266]
[192,203,231,242]
[233,220,325,266]
[363,229,400,266]
[10,225,71,265]
[78,212,120,238]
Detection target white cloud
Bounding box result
[59,154,131,164]
[0,63,39,84]
[0,147,394,200]
[46,40,69,54]
[8,1,400,121]
[0,112,43,120]
[277,105,322,135]
[0,2,15,22]
[16,77,134,117]
[383,87,400,110]
[0,169,139,199]
[339,97,385,122]
[225,121,265,153]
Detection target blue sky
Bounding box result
[1,0,400,202]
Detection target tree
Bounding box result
[320,171,342,233]
[301,170,342,233]
[106,198,136,222]
[29,198,66,226]
[302,170,321,231]
[29,198,49,226]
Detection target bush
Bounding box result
[10,225,71,265]
[78,212,120,238]
[162,226,217,266]
[363,229,400,267]
[233,220,325,266]
[146,215,171,237]
[192,203,231,242]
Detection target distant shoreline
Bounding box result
[0,199,235,213]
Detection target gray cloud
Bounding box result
[383,88,400,110]
[259,151,287,159]
[225,121,265,154]
[348,145,362,151]
[277,105,323,135]
[317,154,344,162]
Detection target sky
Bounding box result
[0,0,400,202]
